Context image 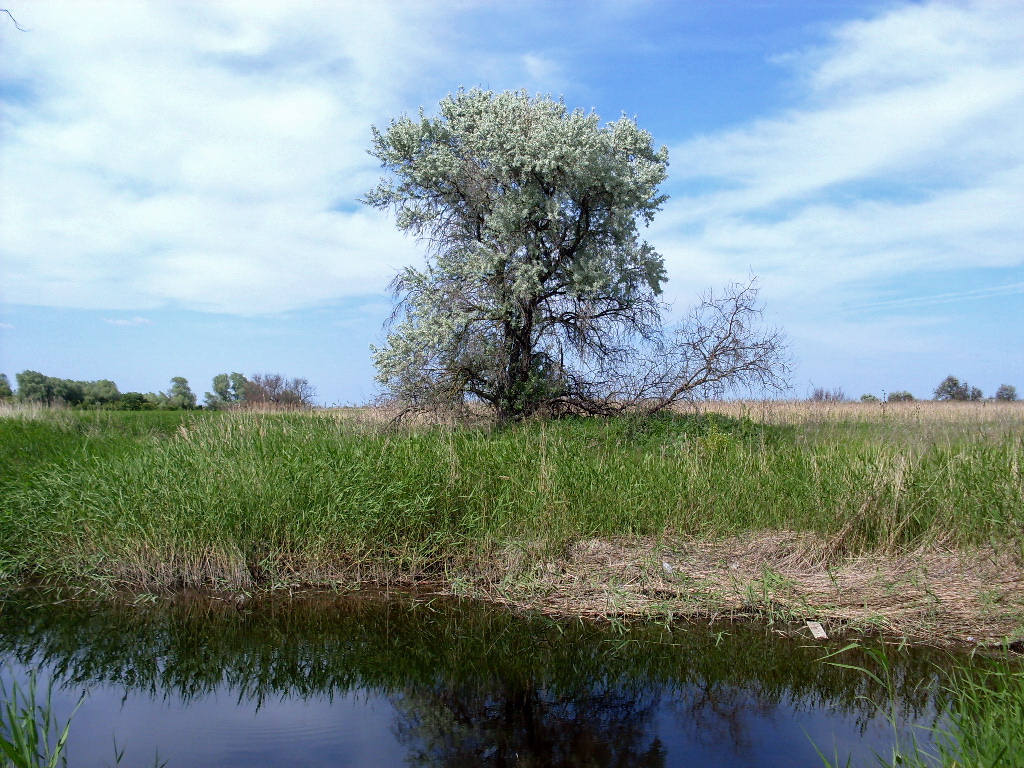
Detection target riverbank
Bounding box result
[440,534,1024,648]
[1,402,1022,646]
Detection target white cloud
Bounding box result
[102,317,152,326]
[0,1,465,314]
[3,0,1021,336]
[850,280,1024,311]
[656,0,1024,316]
[521,53,563,88]
[0,323,14,331]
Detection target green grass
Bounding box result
[0,671,79,768]
[930,661,1024,767]
[0,405,1021,589]
[818,643,1024,768]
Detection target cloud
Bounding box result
[3,0,1021,337]
[655,0,1024,317]
[102,317,153,326]
[520,53,565,89]
[0,323,14,331]
[0,1,474,314]
[849,281,1024,312]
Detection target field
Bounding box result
[1,400,1022,644]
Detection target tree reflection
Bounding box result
[392,679,665,767]
[670,679,781,757]
[0,589,954,766]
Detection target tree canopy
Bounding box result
[243,373,316,407]
[995,384,1017,402]
[13,371,121,407]
[205,372,249,409]
[933,375,982,402]
[366,89,787,420]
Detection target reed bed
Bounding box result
[0,403,1021,593]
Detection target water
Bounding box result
[0,590,950,767]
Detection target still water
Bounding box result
[0,591,949,767]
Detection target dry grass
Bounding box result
[329,398,1024,425]
[462,533,1024,647]
[697,398,1024,426]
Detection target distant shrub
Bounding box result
[244,373,316,408]
[860,394,880,403]
[934,375,982,402]
[995,384,1017,402]
[118,392,155,411]
[809,387,846,402]
[887,391,914,402]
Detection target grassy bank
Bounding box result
[0,403,1022,634]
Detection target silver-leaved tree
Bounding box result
[366,89,788,421]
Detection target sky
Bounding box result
[1,0,1021,405]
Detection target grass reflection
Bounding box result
[0,591,945,716]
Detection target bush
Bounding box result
[934,375,982,402]
[887,391,915,403]
[243,373,316,408]
[809,387,846,402]
[995,384,1017,402]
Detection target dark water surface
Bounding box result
[0,591,951,767]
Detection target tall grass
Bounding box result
[0,405,1021,589]
[818,644,1024,768]
[0,671,79,768]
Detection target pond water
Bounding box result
[0,591,952,768]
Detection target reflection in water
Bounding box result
[393,681,666,767]
[0,590,950,767]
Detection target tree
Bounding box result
[809,387,845,402]
[860,394,880,403]
[933,375,982,402]
[12,370,122,407]
[243,373,315,407]
[366,89,787,421]
[205,372,249,409]
[887,391,914,402]
[167,377,196,409]
[119,392,152,411]
[995,384,1017,402]
[144,392,169,409]
[15,370,50,403]
[0,374,12,401]
[81,379,120,406]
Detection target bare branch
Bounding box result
[1,9,27,31]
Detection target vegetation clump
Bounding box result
[0,371,315,411]
[933,375,983,402]
[809,387,846,402]
[887,391,915,402]
[995,383,1017,401]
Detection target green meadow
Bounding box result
[0,402,1021,591]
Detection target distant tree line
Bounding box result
[0,371,316,410]
[854,376,1017,404]
[203,372,316,409]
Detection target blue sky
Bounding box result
[1,0,1021,405]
